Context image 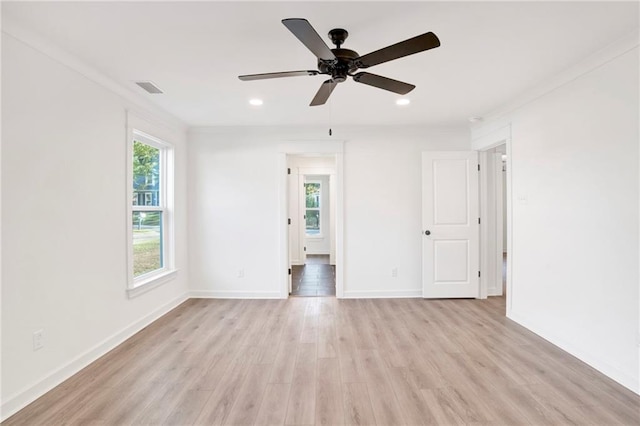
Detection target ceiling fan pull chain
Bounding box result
[329,98,333,136]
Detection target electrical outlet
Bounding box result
[391,267,398,278]
[33,329,44,351]
[238,269,245,278]
[517,194,528,205]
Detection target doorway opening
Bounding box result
[279,144,343,299]
[497,145,507,296]
[479,140,511,313]
[291,173,336,296]
[492,144,508,300]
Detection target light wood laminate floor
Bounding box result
[3,296,639,425]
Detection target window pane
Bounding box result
[305,183,320,208]
[306,210,320,235]
[132,211,163,276]
[133,141,160,206]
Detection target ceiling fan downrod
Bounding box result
[328,28,348,48]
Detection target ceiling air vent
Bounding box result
[135,81,163,94]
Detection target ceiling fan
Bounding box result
[238,18,440,106]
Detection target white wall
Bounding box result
[1,33,189,418]
[188,126,469,298]
[474,45,639,393]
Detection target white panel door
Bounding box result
[288,170,300,265]
[422,151,479,298]
[287,170,297,293]
[298,173,306,265]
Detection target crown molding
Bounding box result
[474,28,639,127]
[2,16,188,133]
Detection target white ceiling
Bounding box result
[3,1,638,127]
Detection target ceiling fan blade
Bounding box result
[282,18,336,60]
[310,79,337,106]
[239,70,320,81]
[352,72,415,95]
[356,32,440,68]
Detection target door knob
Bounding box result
[425,230,431,235]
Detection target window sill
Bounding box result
[305,234,324,239]
[127,269,178,299]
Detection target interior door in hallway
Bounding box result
[422,151,480,298]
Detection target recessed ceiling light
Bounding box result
[396,98,410,106]
[249,98,263,106]
[468,116,483,123]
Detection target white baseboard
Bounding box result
[190,290,282,299]
[1,293,189,422]
[508,311,639,395]
[342,289,422,299]
[487,288,503,297]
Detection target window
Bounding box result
[128,130,174,294]
[305,182,321,236]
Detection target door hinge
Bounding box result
[304,215,306,219]
[478,217,481,224]
[304,247,306,252]
[287,168,291,175]
[477,164,480,171]
[288,268,292,275]
[478,271,481,277]
[288,218,291,225]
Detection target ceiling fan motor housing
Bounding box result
[318,48,359,83]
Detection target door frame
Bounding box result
[277,141,344,299]
[494,152,505,296]
[474,125,513,315]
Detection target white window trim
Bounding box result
[305,180,323,238]
[127,128,176,298]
